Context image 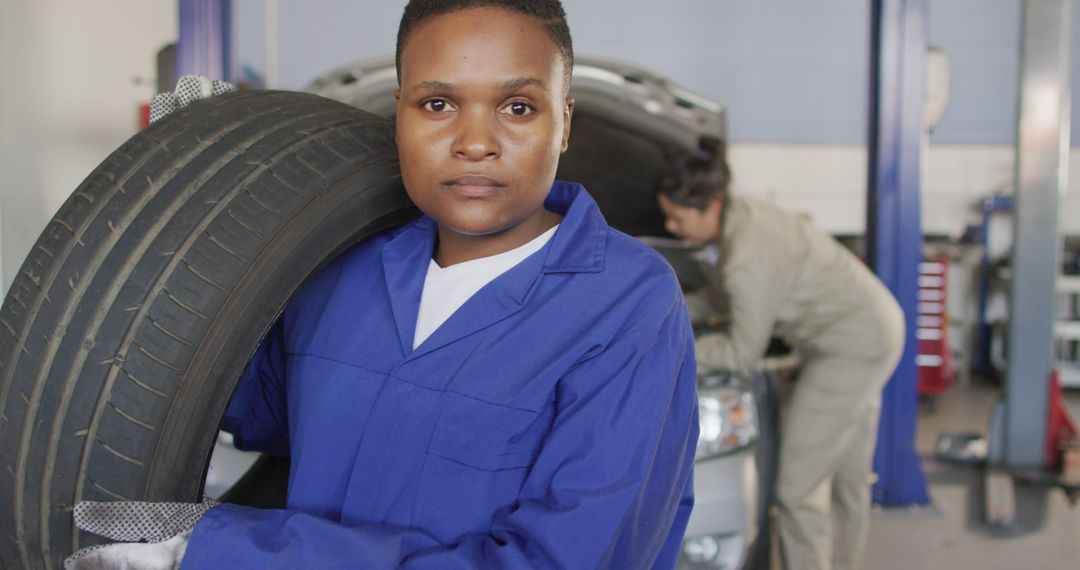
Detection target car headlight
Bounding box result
[679,532,747,569]
[695,374,758,461]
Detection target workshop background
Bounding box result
[1,0,1079,569]
[5,0,1080,282]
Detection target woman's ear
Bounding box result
[560,97,575,153]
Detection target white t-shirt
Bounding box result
[413,225,559,349]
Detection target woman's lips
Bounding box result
[443,175,506,197]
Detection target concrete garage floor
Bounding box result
[865,381,1080,569]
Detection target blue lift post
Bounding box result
[866,0,931,506]
[177,0,232,82]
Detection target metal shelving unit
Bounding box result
[1056,276,1080,388]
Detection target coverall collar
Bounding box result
[382,180,607,356]
[540,180,607,275]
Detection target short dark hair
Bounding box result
[396,0,574,91]
[657,156,732,210]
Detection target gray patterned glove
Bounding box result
[149,75,236,123]
[64,497,218,570]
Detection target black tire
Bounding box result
[0,90,416,568]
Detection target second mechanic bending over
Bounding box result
[656,157,904,570]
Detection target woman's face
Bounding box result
[395,7,573,261]
[657,194,723,245]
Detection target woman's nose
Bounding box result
[452,112,500,161]
[665,218,680,235]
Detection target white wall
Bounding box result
[725,144,868,234]
[729,143,1080,239]
[0,1,177,293]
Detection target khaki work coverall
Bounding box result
[691,196,904,570]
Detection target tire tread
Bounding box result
[0,91,413,568]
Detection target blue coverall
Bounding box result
[182,182,699,569]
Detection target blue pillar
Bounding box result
[866,0,931,507]
[177,0,232,82]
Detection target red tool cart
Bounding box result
[917,257,955,395]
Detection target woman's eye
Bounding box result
[422,99,452,112]
[501,102,534,117]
